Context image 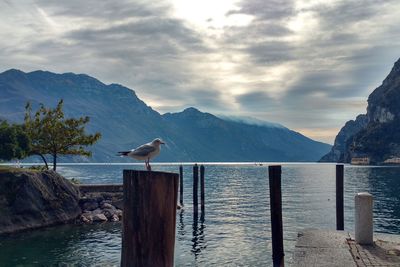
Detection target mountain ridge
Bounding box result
[0,68,331,162]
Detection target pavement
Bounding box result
[293,229,400,267]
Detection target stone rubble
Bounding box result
[78,192,123,224]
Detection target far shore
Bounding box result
[1,161,349,166]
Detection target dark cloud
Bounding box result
[186,89,225,110]
[235,91,278,112]
[35,0,166,19]
[227,0,295,21]
[65,18,203,48]
[223,23,293,46]
[245,41,295,64]
[310,0,395,30]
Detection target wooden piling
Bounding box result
[193,164,199,215]
[200,165,205,213]
[179,165,183,205]
[336,164,344,231]
[121,170,178,267]
[269,165,284,267]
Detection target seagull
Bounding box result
[118,138,165,171]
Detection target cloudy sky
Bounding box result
[1,0,400,144]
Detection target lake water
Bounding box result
[0,163,399,266]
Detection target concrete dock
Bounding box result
[293,229,400,266]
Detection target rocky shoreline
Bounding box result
[0,169,127,235]
[0,169,180,234]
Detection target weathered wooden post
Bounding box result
[121,170,178,267]
[179,165,184,206]
[269,165,284,267]
[200,165,205,213]
[336,164,344,231]
[193,164,199,215]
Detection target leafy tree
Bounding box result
[24,100,101,171]
[0,120,30,161]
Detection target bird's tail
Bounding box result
[117,151,130,157]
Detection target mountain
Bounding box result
[321,58,400,164]
[164,108,330,161]
[0,69,331,162]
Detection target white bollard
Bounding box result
[355,192,373,245]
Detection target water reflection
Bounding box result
[191,211,207,259]
[178,209,186,237]
[0,223,121,266]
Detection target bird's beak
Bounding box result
[160,141,165,145]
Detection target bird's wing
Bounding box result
[131,144,156,157]
[117,151,131,156]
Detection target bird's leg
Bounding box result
[147,158,151,171]
[145,159,149,170]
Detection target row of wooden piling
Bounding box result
[121,164,206,267]
[269,164,345,267]
[121,164,345,267]
[179,164,205,214]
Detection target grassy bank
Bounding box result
[0,165,42,173]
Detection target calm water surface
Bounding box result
[0,163,399,266]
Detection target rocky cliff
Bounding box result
[321,58,400,164]
[0,169,81,234]
[320,114,368,162]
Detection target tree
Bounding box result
[24,100,101,171]
[0,120,30,161]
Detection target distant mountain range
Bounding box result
[321,58,400,164]
[0,69,331,162]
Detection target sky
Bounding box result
[1,0,400,144]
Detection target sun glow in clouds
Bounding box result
[170,0,253,30]
[36,7,62,33]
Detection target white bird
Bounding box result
[118,138,165,171]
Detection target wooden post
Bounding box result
[200,165,205,213]
[336,164,344,231]
[269,165,284,267]
[193,164,199,215]
[121,170,178,267]
[179,165,183,205]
